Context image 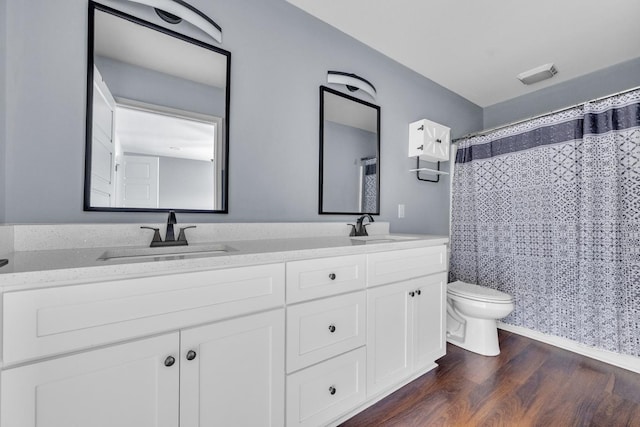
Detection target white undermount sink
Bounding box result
[350,235,419,244]
[98,244,236,261]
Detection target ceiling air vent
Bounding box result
[517,63,558,85]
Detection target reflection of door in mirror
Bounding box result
[319,87,380,215]
[85,3,230,212]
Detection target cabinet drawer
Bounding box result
[2,263,285,365]
[367,245,447,287]
[286,254,366,303]
[286,347,366,427]
[287,292,365,373]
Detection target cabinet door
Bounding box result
[180,309,285,427]
[0,333,179,427]
[413,273,447,370]
[366,281,414,397]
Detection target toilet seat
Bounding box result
[448,281,512,303]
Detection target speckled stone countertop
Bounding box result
[0,223,448,291]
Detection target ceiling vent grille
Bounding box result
[517,63,558,85]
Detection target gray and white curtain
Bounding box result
[450,89,640,357]
[361,157,377,213]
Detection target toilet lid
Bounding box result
[448,281,513,303]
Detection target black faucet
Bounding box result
[165,210,177,242]
[349,214,375,237]
[141,211,196,247]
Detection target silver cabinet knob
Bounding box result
[164,356,175,367]
[329,386,336,395]
[186,350,197,361]
[328,324,336,333]
[329,273,336,280]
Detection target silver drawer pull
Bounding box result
[328,324,336,333]
[329,273,336,280]
[329,386,336,395]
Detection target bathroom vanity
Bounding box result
[0,224,448,427]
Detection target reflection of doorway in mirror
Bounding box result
[112,101,221,210]
[90,66,116,207]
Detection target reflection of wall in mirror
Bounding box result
[158,156,214,210]
[94,56,225,117]
[323,121,377,213]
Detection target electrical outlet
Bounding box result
[398,204,405,218]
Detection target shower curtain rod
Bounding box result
[452,84,640,143]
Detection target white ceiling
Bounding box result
[286,0,640,107]
[116,106,215,162]
[324,91,378,133]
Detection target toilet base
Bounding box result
[446,318,500,356]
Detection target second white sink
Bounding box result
[350,235,419,244]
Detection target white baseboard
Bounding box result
[498,322,640,374]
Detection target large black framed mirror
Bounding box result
[85,2,230,213]
[319,86,380,215]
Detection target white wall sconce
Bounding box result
[124,0,222,43]
[327,71,377,100]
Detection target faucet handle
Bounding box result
[177,226,196,243]
[347,224,357,237]
[140,226,163,245]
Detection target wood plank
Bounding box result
[340,330,640,426]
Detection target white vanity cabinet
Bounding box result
[1,310,285,427]
[1,333,180,427]
[179,309,285,427]
[285,255,368,427]
[365,246,447,399]
[0,263,286,427]
[366,273,447,397]
[0,239,448,427]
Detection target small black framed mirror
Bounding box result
[85,2,230,213]
[319,86,380,215]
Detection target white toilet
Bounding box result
[446,281,514,356]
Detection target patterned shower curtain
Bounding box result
[361,157,377,213]
[450,89,640,357]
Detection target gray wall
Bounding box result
[322,121,377,213]
[95,56,226,117]
[484,57,640,129]
[2,0,482,234]
[0,0,6,223]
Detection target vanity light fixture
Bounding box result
[124,0,222,43]
[327,71,377,100]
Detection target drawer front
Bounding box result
[287,292,365,373]
[367,245,447,287]
[286,347,366,427]
[286,254,366,303]
[2,263,285,365]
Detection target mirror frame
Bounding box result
[318,85,381,215]
[84,1,231,213]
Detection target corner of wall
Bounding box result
[0,0,7,224]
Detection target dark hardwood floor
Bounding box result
[340,330,640,427]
